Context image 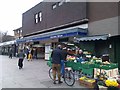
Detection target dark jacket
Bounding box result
[17,52,25,59]
[51,48,62,64]
[61,50,73,60]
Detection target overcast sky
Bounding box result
[0,0,42,36]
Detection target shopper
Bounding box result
[25,47,29,59]
[17,49,25,69]
[51,45,63,84]
[9,48,13,59]
[28,49,33,61]
[61,47,74,77]
[34,48,37,59]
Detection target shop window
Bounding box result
[34,41,39,44]
[59,37,68,42]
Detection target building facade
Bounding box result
[13,27,23,39]
[17,1,120,70]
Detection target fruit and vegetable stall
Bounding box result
[47,50,120,89]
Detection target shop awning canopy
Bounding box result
[0,40,16,46]
[16,28,88,43]
[75,34,109,42]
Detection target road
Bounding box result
[0,55,82,88]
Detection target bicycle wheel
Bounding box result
[64,70,75,86]
[49,68,58,81]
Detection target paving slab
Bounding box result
[0,55,84,88]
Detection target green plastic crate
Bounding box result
[72,62,82,71]
[81,68,94,76]
[47,60,52,67]
[81,63,94,69]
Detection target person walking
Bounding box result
[9,48,13,59]
[17,49,25,69]
[51,45,63,84]
[28,49,33,61]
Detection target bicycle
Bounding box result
[49,61,75,86]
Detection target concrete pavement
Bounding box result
[0,55,83,88]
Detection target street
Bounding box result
[0,55,82,88]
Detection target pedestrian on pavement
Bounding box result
[34,48,37,59]
[51,45,63,84]
[9,48,13,59]
[17,49,25,69]
[28,49,33,61]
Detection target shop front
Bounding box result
[0,40,17,56]
[16,27,88,60]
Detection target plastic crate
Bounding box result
[65,61,74,67]
[47,60,52,67]
[81,63,94,69]
[81,68,94,76]
[72,62,82,71]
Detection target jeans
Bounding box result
[61,60,65,76]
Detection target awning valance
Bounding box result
[75,34,109,42]
[0,40,16,46]
[16,28,88,43]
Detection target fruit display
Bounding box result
[79,76,95,83]
[67,55,76,61]
[105,79,119,87]
[103,61,110,64]
[79,76,96,88]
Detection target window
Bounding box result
[20,29,22,33]
[35,11,42,24]
[35,13,39,23]
[39,12,42,22]
[52,4,57,9]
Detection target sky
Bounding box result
[0,0,43,36]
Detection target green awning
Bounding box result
[75,34,109,41]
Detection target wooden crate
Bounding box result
[79,79,95,88]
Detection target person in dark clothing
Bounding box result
[34,48,37,59]
[51,45,63,84]
[9,48,13,59]
[25,48,29,59]
[17,50,25,69]
[61,47,74,77]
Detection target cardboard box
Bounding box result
[94,68,118,78]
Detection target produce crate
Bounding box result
[79,79,95,88]
[94,64,101,68]
[72,62,82,71]
[99,64,118,70]
[65,61,74,67]
[81,63,94,69]
[82,68,94,77]
[47,60,52,67]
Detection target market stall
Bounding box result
[65,53,120,89]
[47,44,120,89]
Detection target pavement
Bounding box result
[0,55,84,89]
